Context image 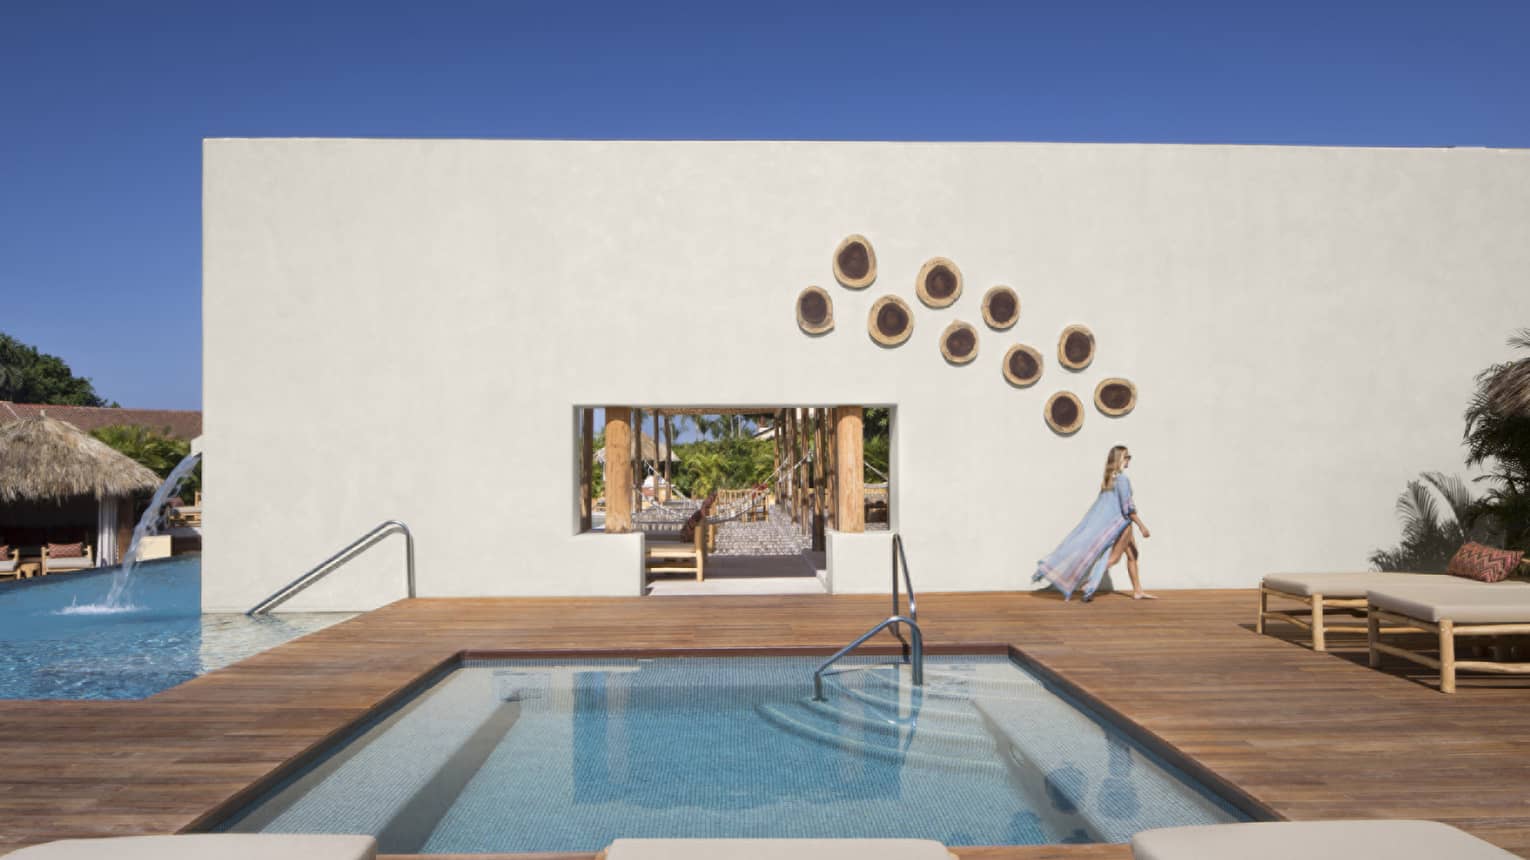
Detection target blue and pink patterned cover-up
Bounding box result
[1032,473,1136,600]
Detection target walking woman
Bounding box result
[1032,445,1153,601]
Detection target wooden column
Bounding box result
[631,408,643,512]
[605,407,633,533]
[663,414,673,504]
[826,408,838,531]
[579,408,594,532]
[835,406,865,533]
[651,410,662,507]
[811,408,826,551]
[771,411,781,508]
[801,407,813,532]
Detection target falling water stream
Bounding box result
[57,451,203,614]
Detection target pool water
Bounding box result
[219,655,1246,851]
[0,557,353,700]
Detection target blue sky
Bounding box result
[2,1,1527,410]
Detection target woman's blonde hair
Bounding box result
[1101,445,1129,491]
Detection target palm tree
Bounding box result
[1464,328,1530,551]
[1369,472,1497,572]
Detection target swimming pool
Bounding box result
[216,655,1248,851]
[0,557,353,700]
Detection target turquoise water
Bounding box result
[220,655,1246,851]
[0,557,351,700]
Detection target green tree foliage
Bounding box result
[91,425,200,501]
[1464,329,1530,551]
[672,435,774,497]
[1370,472,1497,572]
[0,333,113,407]
[864,407,890,482]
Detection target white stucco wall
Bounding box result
[202,139,1530,611]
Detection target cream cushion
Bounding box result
[0,559,15,572]
[45,557,92,571]
[3,834,376,860]
[1369,584,1530,624]
[603,839,956,860]
[1261,572,1453,596]
[1131,821,1515,860]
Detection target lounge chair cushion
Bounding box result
[1261,572,1452,597]
[47,542,85,558]
[4,834,377,860]
[1369,585,1530,624]
[0,560,15,572]
[1446,541,1526,583]
[46,557,92,571]
[603,839,956,860]
[1131,820,1515,860]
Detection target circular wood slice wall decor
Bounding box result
[981,286,1020,330]
[1094,377,1138,417]
[1045,391,1085,435]
[833,234,877,289]
[1058,324,1096,371]
[939,321,979,365]
[915,257,963,308]
[796,286,834,335]
[867,295,914,347]
[1002,344,1044,387]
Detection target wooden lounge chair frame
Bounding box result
[645,522,709,582]
[1367,603,1530,694]
[1257,585,1413,652]
[41,544,93,577]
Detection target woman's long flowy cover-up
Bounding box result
[1033,474,1135,599]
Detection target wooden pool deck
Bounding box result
[1,589,1528,859]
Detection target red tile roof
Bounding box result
[0,402,202,441]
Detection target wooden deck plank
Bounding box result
[1,589,1527,857]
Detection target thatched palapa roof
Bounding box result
[0,414,162,503]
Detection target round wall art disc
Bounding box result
[981,286,1020,330]
[833,234,877,289]
[1058,324,1096,371]
[939,321,979,365]
[1002,344,1044,387]
[796,286,834,335]
[1045,391,1085,435]
[1094,377,1138,417]
[868,295,914,346]
[915,257,963,308]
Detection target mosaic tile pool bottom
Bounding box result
[220,656,1245,852]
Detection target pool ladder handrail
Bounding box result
[813,533,924,700]
[246,520,416,615]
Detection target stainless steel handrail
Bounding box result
[813,532,925,700]
[246,520,415,615]
[813,615,923,701]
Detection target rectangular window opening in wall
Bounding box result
[573,407,893,596]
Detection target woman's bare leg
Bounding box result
[1107,530,1150,598]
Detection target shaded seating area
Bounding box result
[0,414,160,575]
[40,542,94,576]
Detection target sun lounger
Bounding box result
[1368,584,1530,693]
[1131,820,1516,859]
[0,545,18,580]
[40,543,93,576]
[3,834,376,860]
[1257,572,1455,650]
[600,840,957,860]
